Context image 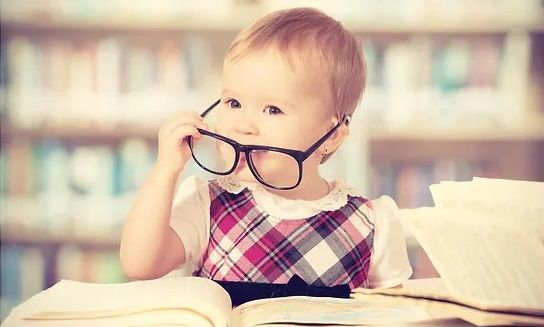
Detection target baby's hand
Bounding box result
[155,111,207,175]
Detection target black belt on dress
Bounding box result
[213,274,351,306]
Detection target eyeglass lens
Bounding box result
[190,134,300,189]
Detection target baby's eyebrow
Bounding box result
[221,89,237,97]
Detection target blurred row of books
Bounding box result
[0,139,155,233]
[0,36,217,129]
[1,33,541,133]
[360,34,536,130]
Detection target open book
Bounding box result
[1,276,437,327]
[354,178,544,326]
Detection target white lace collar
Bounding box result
[215,175,362,220]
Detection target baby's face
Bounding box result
[213,48,333,185]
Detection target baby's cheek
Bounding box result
[273,137,310,151]
[283,124,321,148]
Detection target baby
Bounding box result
[120,7,412,290]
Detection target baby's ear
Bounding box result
[319,123,349,164]
[339,123,350,138]
[330,122,349,144]
[322,122,349,154]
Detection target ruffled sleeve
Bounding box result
[367,195,413,288]
[169,175,211,273]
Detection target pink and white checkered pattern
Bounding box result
[194,180,375,289]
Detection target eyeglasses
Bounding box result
[188,99,350,190]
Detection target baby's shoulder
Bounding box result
[367,195,399,213]
[347,193,401,222]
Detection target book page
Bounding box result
[403,278,448,293]
[429,179,544,238]
[230,296,430,326]
[9,309,215,327]
[3,276,231,327]
[401,207,544,312]
[351,292,544,326]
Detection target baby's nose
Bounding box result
[234,115,259,136]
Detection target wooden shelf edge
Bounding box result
[1,228,121,249]
[1,124,158,141]
[3,124,544,142]
[366,127,544,141]
[2,18,543,35]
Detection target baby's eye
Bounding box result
[264,106,283,115]
[225,99,241,109]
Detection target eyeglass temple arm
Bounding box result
[302,115,351,160]
[200,99,222,117]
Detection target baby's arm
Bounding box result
[119,111,207,280]
[367,196,413,288]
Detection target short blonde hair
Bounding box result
[225,7,367,122]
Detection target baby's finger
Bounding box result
[161,114,205,135]
[166,122,207,138]
[165,115,202,131]
[168,124,202,144]
[162,111,203,130]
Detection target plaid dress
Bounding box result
[194,179,375,289]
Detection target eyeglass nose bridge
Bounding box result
[233,145,259,171]
[237,144,253,153]
[227,141,252,160]
[226,143,256,175]
[237,148,270,185]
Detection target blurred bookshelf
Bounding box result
[1,0,544,320]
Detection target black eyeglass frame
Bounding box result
[188,99,350,190]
